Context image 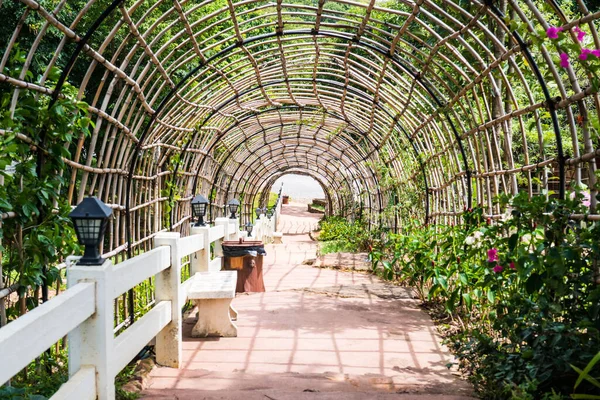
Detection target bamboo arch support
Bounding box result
[0,0,598,259]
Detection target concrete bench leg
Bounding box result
[192,298,238,338]
[229,305,238,321]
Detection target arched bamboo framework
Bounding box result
[1,0,599,257]
[256,169,335,215]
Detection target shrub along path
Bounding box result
[142,204,473,399]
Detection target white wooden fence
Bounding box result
[251,195,283,243]
[0,217,240,400]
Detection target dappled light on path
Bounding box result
[142,204,473,399]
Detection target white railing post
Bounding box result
[229,218,239,240]
[190,225,210,273]
[254,218,261,241]
[67,260,115,400]
[214,218,229,255]
[153,232,182,368]
[259,215,266,241]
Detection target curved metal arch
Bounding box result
[218,136,374,203]
[240,162,349,218]
[222,146,353,206]
[30,2,563,223]
[229,144,375,215]
[254,169,336,216]
[206,119,384,201]
[487,3,565,200]
[194,106,384,193]
[186,77,426,194]
[177,78,431,229]
[197,105,383,166]
[221,142,363,209]
[250,167,342,215]
[125,27,472,241]
[229,144,365,205]
[110,24,559,248]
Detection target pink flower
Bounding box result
[583,192,591,207]
[547,26,563,39]
[575,26,586,42]
[560,52,570,68]
[493,265,504,273]
[592,49,600,58]
[487,248,499,263]
[570,190,591,207]
[580,48,593,60]
[509,262,516,270]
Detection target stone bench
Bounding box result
[188,271,238,338]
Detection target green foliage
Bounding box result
[0,51,87,299]
[370,191,600,399]
[319,239,357,255]
[318,215,382,253]
[571,351,600,399]
[0,350,68,399]
[267,192,279,208]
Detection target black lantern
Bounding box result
[245,221,253,236]
[261,207,268,216]
[266,207,274,219]
[227,198,240,219]
[69,197,113,266]
[255,207,262,218]
[191,194,209,226]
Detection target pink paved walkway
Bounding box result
[142,204,473,399]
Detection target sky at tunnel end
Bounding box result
[271,174,326,201]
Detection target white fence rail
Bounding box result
[0,218,241,400]
[251,195,283,243]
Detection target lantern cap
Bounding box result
[227,198,240,206]
[69,196,113,219]
[191,194,209,204]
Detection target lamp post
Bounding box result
[227,198,240,219]
[69,197,113,266]
[191,194,209,226]
[245,221,253,237]
[255,207,262,218]
[266,207,274,219]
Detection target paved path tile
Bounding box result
[142,203,474,399]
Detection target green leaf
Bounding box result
[525,273,543,294]
[462,293,472,309]
[22,202,39,218]
[487,289,495,303]
[508,233,519,251]
[573,351,600,389]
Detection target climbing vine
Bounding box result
[0,50,90,317]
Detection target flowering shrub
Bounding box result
[545,24,600,70]
[370,191,600,398]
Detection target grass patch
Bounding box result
[319,240,357,255]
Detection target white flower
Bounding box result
[465,236,476,245]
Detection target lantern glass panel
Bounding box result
[192,202,207,217]
[74,218,104,245]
